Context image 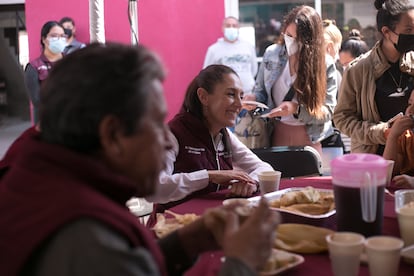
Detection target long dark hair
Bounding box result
[182,64,238,120]
[280,5,326,119]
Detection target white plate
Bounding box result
[248,187,336,219]
[241,100,269,109]
[260,249,304,275]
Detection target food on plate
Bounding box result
[269,186,335,215]
[260,249,300,275]
[274,223,334,254]
[152,210,199,238]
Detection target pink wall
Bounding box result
[25,0,224,120]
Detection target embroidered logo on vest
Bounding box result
[185,146,205,155]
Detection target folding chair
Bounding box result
[252,146,323,178]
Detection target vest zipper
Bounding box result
[211,135,221,192]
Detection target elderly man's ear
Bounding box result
[99,115,126,159]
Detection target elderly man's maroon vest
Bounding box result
[0,131,167,276]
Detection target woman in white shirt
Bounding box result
[147,65,273,206]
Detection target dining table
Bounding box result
[168,176,413,276]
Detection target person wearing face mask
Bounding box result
[244,5,338,156]
[203,16,258,95]
[323,19,343,87]
[24,20,67,125]
[59,17,86,55]
[334,0,414,155]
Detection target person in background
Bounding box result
[59,16,86,55]
[24,20,67,125]
[147,65,274,211]
[323,19,343,63]
[383,89,414,188]
[334,0,414,154]
[203,16,258,94]
[323,19,343,85]
[320,19,346,152]
[336,29,370,153]
[338,29,370,70]
[0,43,280,276]
[244,5,338,156]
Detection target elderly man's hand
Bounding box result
[205,198,281,271]
[176,198,280,272]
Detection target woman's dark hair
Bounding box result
[340,32,369,59]
[182,65,238,120]
[59,16,75,26]
[40,21,64,49]
[279,5,326,119]
[375,0,414,33]
[39,43,165,153]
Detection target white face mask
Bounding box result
[224,27,239,42]
[48,37,67,54]
[284,34,298,56]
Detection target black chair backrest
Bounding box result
[252,146,322,178]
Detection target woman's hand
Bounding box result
[208,170,255,186]
[229,181,257,197]
[208,170,257,196]
[393,174,414,188]
[388,115,414,139]
[264,101,298,118]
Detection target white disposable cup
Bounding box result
[326,232,365,276]
[365,236,404,276]
[258,171,281,194]
[395,189,414,246]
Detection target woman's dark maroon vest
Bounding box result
[156,111,233,212]
[29,54,54,82]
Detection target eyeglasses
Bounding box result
[48,33,68,40]
[322,19,337,27]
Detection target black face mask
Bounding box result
[394,33,414,53]
[64,28,73,38]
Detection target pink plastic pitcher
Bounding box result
[331,153,388,236]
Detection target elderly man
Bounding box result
[0,43,279,276]
[203,16,258,94]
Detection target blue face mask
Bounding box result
[48,37,67,54]
[224,27,239,42]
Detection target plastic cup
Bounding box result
[365,236,404,276]
[326,232,365,276]
[258,171,281,194]
[395,189,414,246]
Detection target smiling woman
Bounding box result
[146,64,274,213]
